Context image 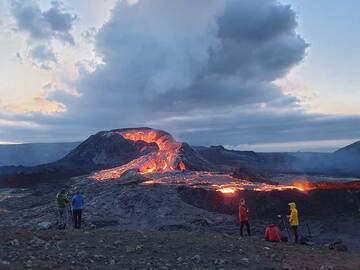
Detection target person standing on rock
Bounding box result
[56,190,70,229]
[72,191,84,229]
[239,199,251,236]
[288,202,299,243]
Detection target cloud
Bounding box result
[2,94,66,115]
[150,110,360,148]
[10,0,76,44]
[61,0,308,130]
[2,0,360,150]
[1,85,66,116]
[29,44,57,69]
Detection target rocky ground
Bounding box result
[1,173,360,252]
[0,175,236,230]
[1,227,360,270]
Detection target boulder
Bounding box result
[190,218,210,226]
[118,169,147,185]
[299,236,314,246]
[36,222,52,230]
[328,241,348,252]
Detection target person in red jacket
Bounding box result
[239,199,251,236]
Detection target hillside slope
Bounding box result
[335,141,360,156]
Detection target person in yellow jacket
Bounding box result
[288,202,299,243]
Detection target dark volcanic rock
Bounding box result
[0,130,156,187]
[177,143,212,171]
[177,186,360,218]
[117,169,148,185]
[2,128,360,189]
[0,128,212,188]
[328,241,349,252]
[195,145,296,174]
[59,131,156,170]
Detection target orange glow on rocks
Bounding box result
[292,181,314,192]
[179,161,186,171]
[292,180,360,191]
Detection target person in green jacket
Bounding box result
[56,189,70,229]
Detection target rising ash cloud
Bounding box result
[2,0,360,150]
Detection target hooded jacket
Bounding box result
[239,204,249,222]
[288,202,299,226]
[56,193,69,208]
[72,194,84,210]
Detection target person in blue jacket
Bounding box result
[71,191,84,229]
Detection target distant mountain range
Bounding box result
[0,142,80,167]
[0,128,359,188]
[195,141,360,177]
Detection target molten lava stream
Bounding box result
[120,130,175,151]
[213,180,308,195]
[218,187,237,194]
[119,129,186,174]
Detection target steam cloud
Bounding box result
[54,0,308,138]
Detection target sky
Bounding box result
[0,0,359,152]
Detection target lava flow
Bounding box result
[90,129,309,192]
[89,128,360,194]
[91,129,187,181]
[120,129,187,173]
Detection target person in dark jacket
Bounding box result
[56,189,70,229]
[72,191,84,229]
[239,199,251,236]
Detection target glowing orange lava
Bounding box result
[90,129,188,181]
[292,181,314,191]
[120,129,186,174]
[121,130,172,151]
[218,187,237,194]
[141,180,160,185]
